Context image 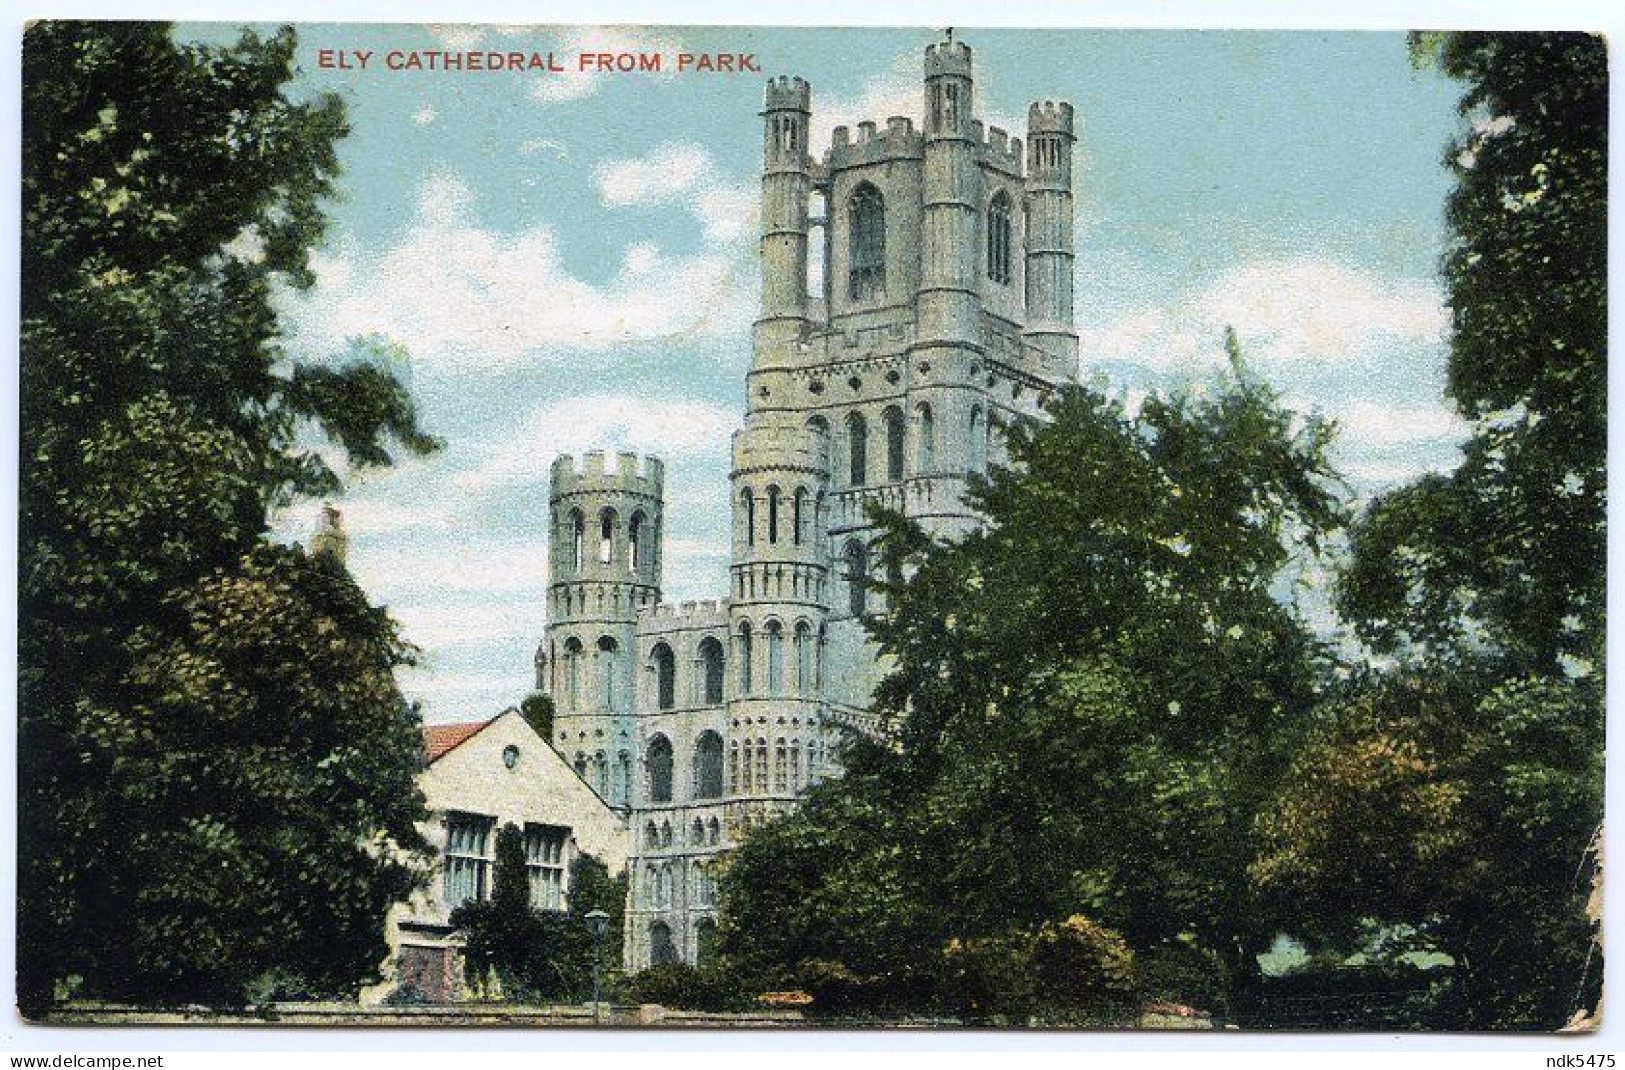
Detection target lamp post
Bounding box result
[585,909,610,1024]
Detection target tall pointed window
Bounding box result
[884,406,906,481]
[916,403,935,472]
[987,191,1013,285]
[847,412,868,487]
[597,636,619,709]
[699,637,725,705]
[767,485,781,544]
[628,511,644,572]
[651,642,676,711]
[844,539,869,618]
[647,734,673,803]
[848,183,886,302]
[793,487,808,546]
[738,622,754,695]
[694,731,724,799]
[741,488,756,546]
[969,406,986,472]
[598,509,616,565]
[563,637,583,706]
[795,621,813,693]
[570,509,584,571]
[765,620,785,697]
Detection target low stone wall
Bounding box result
[43,1001,804,1028]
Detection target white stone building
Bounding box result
[535,37,1079,971]
[375,709,629,1002]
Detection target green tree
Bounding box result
[723,365,1343,1019]
[19,22,438,1013]
[451,844,625,1004]
[519,692,556,740]
[1266,31,1607,1030]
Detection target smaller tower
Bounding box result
[756,75,812,371]
[543,451,664,809]
[1023,100,1078,380]
[311,504,348,565]
[726,417,831,827]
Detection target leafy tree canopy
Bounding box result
[19,21,439,1013]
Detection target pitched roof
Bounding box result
[422,717,498,765]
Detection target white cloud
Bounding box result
[279,168,757,372]
[1081,259,1449,375]
[411,105,437,126]
[392,600,544,649]
[458,394,735,493]
[593,141,759,244]
[356,543,545,600]
[531,27,682,104]
[1328,399,1468,449]
[596,142,713,206]
[519,137,567,158]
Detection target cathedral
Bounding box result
[534,37,1078,970]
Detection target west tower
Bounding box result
[541,452,664,810]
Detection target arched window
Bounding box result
[916,403,935,472]
[647,734,673,803]
[739,739,752,793]
[696,917,718,964]
[728,740,740,792]
[755,737,769,790]
[598,508,617,565]
[969,405,986,472]
[618,751,632,801]
[563,637,583,706]
[765,620,785,697]
[793,487,808,545]
[847,412,868,487]
[884,405,905,481]
[795,621,813,693]
[741,488,755,546]
[774,738,788,792]
[628,511,644,572]
[660,820,672,848]
[575,752,588,779]
[844,539,868,617]
[767,485,781,544]
[987,190,1013,284]
[650,921,677,966]
[651,642,676,711]
[534,645,548,692]
[707,817,721,844]
[597,635,619,709]
[694,730,724,799]
[570,509,584,571]
[791,737,803,788]
[645,821,659,849]
[595,750,608,795]
[699,637,725,705]
[737,622,754,695]
[848,182,886,301]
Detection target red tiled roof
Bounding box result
[422,718,497,765]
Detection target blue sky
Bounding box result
[183,23,1474,721]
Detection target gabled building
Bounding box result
[373,708,629,1003]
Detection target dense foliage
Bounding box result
[452,841,627,1004]
[1257,31,1606,1031]
[721,366,1344,1020]
[19,22,438,1013]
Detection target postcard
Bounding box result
[15,20,1606,1032]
